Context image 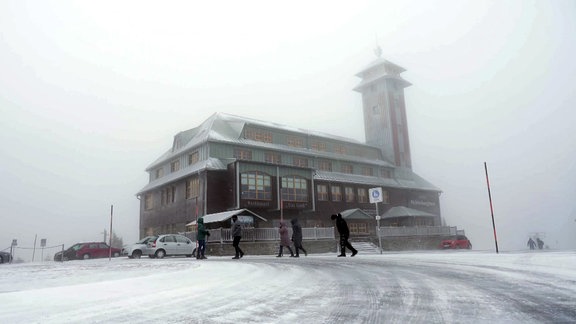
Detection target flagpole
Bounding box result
[484,162,499,253]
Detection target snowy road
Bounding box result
[0,251,575,323]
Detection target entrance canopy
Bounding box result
[186,208,267,226]
[381,206,437,219]
[340,208,374,220]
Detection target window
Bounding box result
[382,190,390,204]
[361,166,373,176]
[161,186,176,206]
[331,186,342,201]
[245,128,272,143]
[357,188,368,203]
[345,187,355,202]
[341,164,353,174]
[335,144,347,155]
[318,160,332,171]
[144,194,153,210]
[188,151,199,165]
[241,172,271,200]
[155,168,164,179]
[293,156,308,168]
[265,152,281,164]
[350,223,368,234]
[234,148,252,160]
[186,177,199,199]
[170,160,180,172]
[287,136,304,148]
[281,176,308,202]
[317,184,328,201]
[380,168,392,178]
[311,141,327,151]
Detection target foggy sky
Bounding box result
[1,0,575,260]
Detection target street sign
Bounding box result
[41,239,47,247]
[11,239,17,246]
[369,187,383,203]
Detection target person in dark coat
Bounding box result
[196,217,210,259]
[331,213,358,257]
[527,237,536,250]
[536,238,545,250]
[277,221,294,257]
[290,218,307,257]
[231,215,244,259]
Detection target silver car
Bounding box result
[147,234,195,259]
[122,236,157,259]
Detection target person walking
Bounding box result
[196,217,210,259]
[536,238,545,250]
[290,218,307,257]
[527,237,536,250]
[331,213,358,257]
[231,215,244,259]
[276,221,294,257]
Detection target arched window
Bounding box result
[241,171,271,200]
[281,176,308,202]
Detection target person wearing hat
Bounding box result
[231,215,244,259]
[331,213,358,257]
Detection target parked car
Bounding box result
[0,251,12,264]
[54,242,122,261]
[440,235,472,249]
[122,236,157,259]
[147,234,195,259]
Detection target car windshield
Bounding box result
[137,236,157,244]
[70,244,83,251]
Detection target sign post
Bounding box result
[369,187,383,254]
[40,239,46,262]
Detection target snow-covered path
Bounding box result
[0,251,574,323]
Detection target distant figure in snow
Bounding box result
[291,218,307,257]
[536,238,544,250]
[331,213,358,257]
[196,217,210,259]
[231,215,244,259]
[276,221,294,257]
[527,237,536,250]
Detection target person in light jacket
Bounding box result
[277,221,295,257]
[291,218,307,257]
[231,215,244,259]
[331,213,358,257]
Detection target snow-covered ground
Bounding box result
[0,250,575,323]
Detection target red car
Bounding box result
[54,242,121,261]
[440,235,472,249]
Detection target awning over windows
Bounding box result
[339,208,374,220]
[380,206,437,219]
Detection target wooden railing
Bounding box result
[377,226,459,237]
[181,227,336,243]
[181,226,461,242]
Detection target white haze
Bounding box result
[1,0,575,259]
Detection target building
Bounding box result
[137,54,442,238]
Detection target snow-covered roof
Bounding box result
[381,206,437,219]
[186,209,267,226]
[146,112,370,170]
[138,158,228,195]
[340,208,374,220]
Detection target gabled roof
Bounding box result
[340,208,374,220]
[146,112,371,171]
[186,209,267,226]
[381,206,437,219]
[138,158,228,195]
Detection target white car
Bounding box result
[147,234,195,259]
[122,236,157,259]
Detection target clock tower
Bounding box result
[354,48,413,169]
